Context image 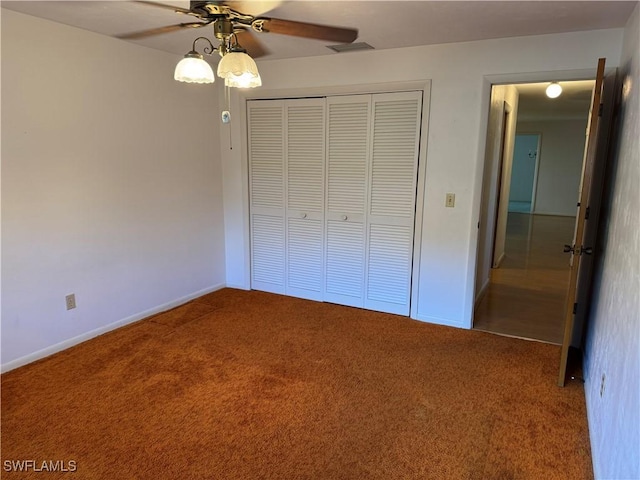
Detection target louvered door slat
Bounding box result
[366,224,413,312]
[249,92,424,317]
[250,105,285,210]
[251,215,285,293]
[285,99,325,301]
[370,98,421,218]
[248,101,285,294]
[324,96,371,307]
[326,99,370,216]
[325,220,365,306]
[287,103,325,213]
[365,92,422,315]
[288,218,323,295]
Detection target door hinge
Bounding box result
[573,303,578,314]
[585,206,590,220]
[598,103,604,117]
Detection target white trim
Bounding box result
[474,329,560,345]
[531,133,543,213]
[1,283,226,373]
[412,313,465,329]
[511,131,543,214]
[238,80,432,317]
[475,277,490,306]
[411,83,432,319]
[485,67,610,86]
[468,67,602,332]
[531,211,576,217]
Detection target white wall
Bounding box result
[490,86,519,271]
[584,4,640,479]
[475,85,519,300]
[1,10,226,370]
[509,134,539,204]
[222,28,623,328]
[517,119,588,216]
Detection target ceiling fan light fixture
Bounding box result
[217,51,262,88]
[545,82,562,99]
[224,73,262,89]
[174,52,215,84]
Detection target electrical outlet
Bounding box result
[65,294,76,310]
[600,373,606,397]
[445,193,455,208]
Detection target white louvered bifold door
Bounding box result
[285,99,326,301]
[248,101,286,294]
[324,95,372,308]
[364,92,422,315]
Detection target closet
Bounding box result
[248,91,422,316]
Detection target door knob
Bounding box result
[564,244,593,255]
[341,215,348,221]
[301,213,307,219]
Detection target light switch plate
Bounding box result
[446,193,455,208]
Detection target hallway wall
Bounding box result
[584,4,640,479]
[517,119,588,216]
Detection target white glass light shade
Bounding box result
[224,72,262,88]
[174,54,215,84]
[545,82,562,98]
[217,51,261,88]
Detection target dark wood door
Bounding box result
[558,58,617,386]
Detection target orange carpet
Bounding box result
[1,288,592,479]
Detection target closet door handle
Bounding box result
[341,215,348,221]
[301,213,307,219]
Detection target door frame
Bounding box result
[235,80,432,319]
[472,67,608,327]
[491,101,512,268]
[510,132,542,214]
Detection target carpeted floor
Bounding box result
[1,288,592,479]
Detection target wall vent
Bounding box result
[327,42,374,53]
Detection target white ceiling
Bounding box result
[516,80,596,120]
[2,1,637,61]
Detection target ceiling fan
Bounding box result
[118,1,360,59]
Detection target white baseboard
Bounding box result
[1,283,225,373]
[532,211,575,217]
[475,278,490,306]
[492,252,505,268]
[412,313,466,329]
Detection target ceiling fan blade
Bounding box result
[133,1,194,15]
[235,30,269,58]
[117,22,209,40]
[255,17,358,44]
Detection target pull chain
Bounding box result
[224,84,232,150]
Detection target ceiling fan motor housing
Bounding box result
[190,1,227,18]
[213,18,234,40]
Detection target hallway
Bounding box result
[474,213,576,344]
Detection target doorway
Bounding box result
[509,134,540,214]
[474,80,595,344]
